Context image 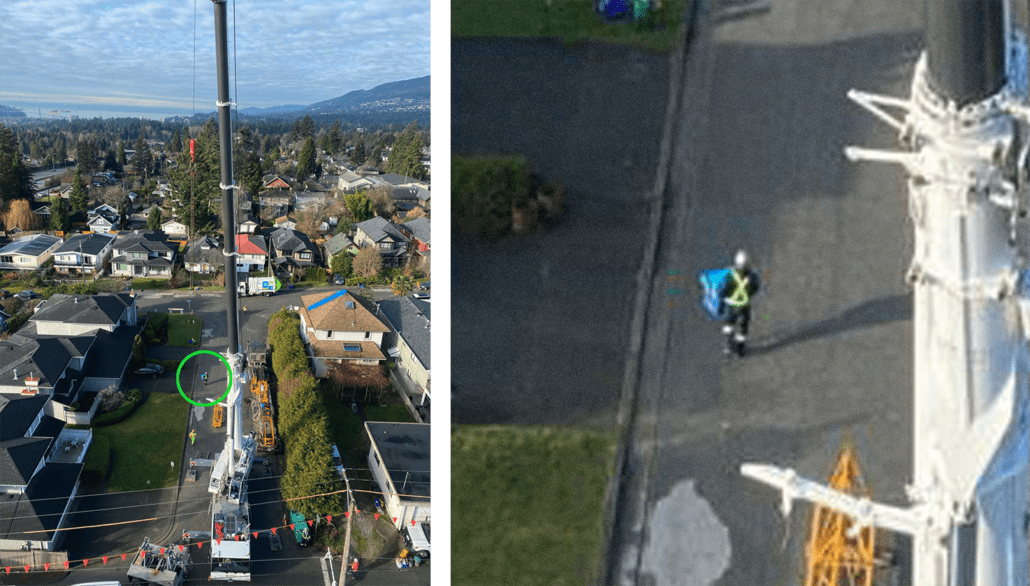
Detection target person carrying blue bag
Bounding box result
[699,249,761,357]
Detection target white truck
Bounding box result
[238,276,280,297]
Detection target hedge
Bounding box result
[91,393,146,427]
[82,435,111,484]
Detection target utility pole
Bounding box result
[340,470,356,585]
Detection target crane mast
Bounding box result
[204,0,254,581]
[742,0,1030,583]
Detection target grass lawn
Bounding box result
[452,0,689,52]
[364,405,413,423]
[452,425,616,586]
[166,314,203,346]
[128,278,172,290]
[92,393,190,492]
[323,396,368,467]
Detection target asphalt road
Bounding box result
[611,1,925,585]
[451,37,670,427]
[9,287,426,586]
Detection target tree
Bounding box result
[147,206,162,230]
[326,120,344,154]
[76,139,98,174]
[293,115,314,141]
[329,251,352,277]
[117,143,127,168]
[296,137,316,180]
[49,196,69,232]
[170,130,182,153]
[351,141,365,165]
[166,119,219,235]
[295,210,323,240]
[368,186,395,219]
[335,216,352,235]
[3,199,39,231]
[353,247,382,277]
[392,274,414,296]
[103,149,119,172]
[344,191,374,222]
[70,168,89,213]
[386,121,427,180]
[404,206,426,221]
[133,135,152,181]
[0,124,34,204]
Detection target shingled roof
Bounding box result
[0,462,83,543]
[298,290,389,334]
[30,293,134,327]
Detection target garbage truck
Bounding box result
[238,276,280,297]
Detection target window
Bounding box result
[327,331,334,339]
[343,344,361,352]
[118,264,128,271]
[345,301,355,309]
[0,256,12,264]
[364,331,370,339]
[379,242,391,250]
[299,252,311,260]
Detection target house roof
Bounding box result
[270,227,314,253]
[377,296,431,370]
[0,461,83,542]
[365,422,430,499]
[112,230,174,255]
[298,290,389,333]
[184,236,225,266]
[0,394,48,441]
[401,217,430,245]
[83,325,141,379]
[160,219,188,230]
[235,234,268,256]
[381,173,420,186]
[54,233,115,255]
[355,217,409,245]
[323,233,356,256]
[239,213,259,226]
[308,339,385,361]
[0,335,90,390]
[0,234,62,258]
[0,436,50,486]
[30,293,134,327]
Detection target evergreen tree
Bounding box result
[171,129,182,153]
[133,135,152,181]
[103,149,119,172]
[117,143,126,167]
[296,137,316,180]
[344,191,374,222]
[76,139,98,174]
[327,120,344,154]
[166,119,219,235]
[351,141,365,165]
[70,168,89,213]
[147,206,162,230]
[48,196,69,232]
[386,121,427,180]
[0,124,34,204]
[293,115,314,141]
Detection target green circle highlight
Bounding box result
[177,350,233,407]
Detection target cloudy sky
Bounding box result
[0,0,430,118]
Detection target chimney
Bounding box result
[13,368,17,380]
[74,297,78,303]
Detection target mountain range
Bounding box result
[239,75,429,121]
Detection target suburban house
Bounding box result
[380,173,427,189]
[183,236,224,274]
[29,293,137,336]
[29,200,51,223]
[293,191,328,214]
[52,233,115,275]
[273,216,297,230]
[258,192,291,219]
[365,422,430,530]
[86,204,119,233]
[397,217,430,263]
[323,233,359,262]
[109,231,176,278]
[269,227,317,275]
[296,290,390,377]
[160,219,189,239]
[235,234,268,273]
[0,234,63,271]
[0,392,91,553]
[337,170,373,193]
[377,295,431,422]
[416,188,430,211]
[353,217,409,268]
[261,174,292,190]
[238,213,259,234]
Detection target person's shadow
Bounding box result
[749,292,911,355]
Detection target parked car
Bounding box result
[0,290,11,299]
[133,363,164,378]
[403,522,431,559]
[412,293,429,300]
[332,273,345,286]
[14,290,34,300]
[418,281,430,291]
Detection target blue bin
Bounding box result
[698,268,731,321]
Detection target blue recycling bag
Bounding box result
[698,268,731,321]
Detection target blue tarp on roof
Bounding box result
[306,289,349,312]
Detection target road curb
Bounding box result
[600,1,704,583]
